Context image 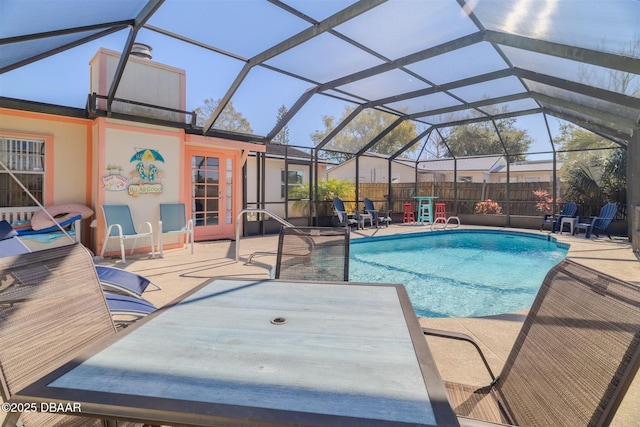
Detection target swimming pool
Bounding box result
[349,230,568,318]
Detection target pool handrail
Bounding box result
[235,209,294,262]
[430,216,461,230]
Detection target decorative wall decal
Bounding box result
[128,183,163,196]
[102,174,128,191]
[102,164,128,191]
[130,148,165,164]
[128,147,165,196]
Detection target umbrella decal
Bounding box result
[130,149,165,163]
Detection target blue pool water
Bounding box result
[349,230,568,318]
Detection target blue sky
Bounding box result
[0,0,569,158]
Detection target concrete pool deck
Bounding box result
[97,224,640,426]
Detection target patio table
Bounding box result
[4,278,459,427]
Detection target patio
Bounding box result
[94,224,640,427]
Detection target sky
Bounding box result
[0,0,603,160]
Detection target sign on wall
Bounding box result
[102,164,128,191]
[127,148,164,197]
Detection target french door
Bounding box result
[186,148,236,240]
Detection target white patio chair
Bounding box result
[100,204,155,263]
[158,203,194,257]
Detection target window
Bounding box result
[0,136,45,207]
[281,170,303,198]
[459,176,472,183]
[525,177,541,183]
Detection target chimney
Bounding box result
[130,43,152,60]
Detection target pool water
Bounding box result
[349,230,568,318]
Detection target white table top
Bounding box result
[13,279,458,427]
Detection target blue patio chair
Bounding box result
[363,197,392,228]
[573,202,617,239]
[158,203,194,257]
[95,265,162,299]
[104,293,157,326]
[100,204,155,263]
[540,201,577,232]
[332,197,360,229]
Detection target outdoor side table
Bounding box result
[559,217,577,235]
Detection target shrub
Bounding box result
[474,199,502,214]
[533,189,554,214]
[288,178,355,216]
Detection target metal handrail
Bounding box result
[235,209,294,262]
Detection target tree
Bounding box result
[439,117,532,161]
[310,106,418,161]
[272,105,290,145]
[553,123,617,161]
[194,98,253,133]
[562,148,626,214]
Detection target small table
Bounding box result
[8,279,459,427]
[355,211,373,229]
[413,196,438,225]
[559,217,577,235]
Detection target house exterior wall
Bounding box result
[0,108,263,254]
[437,171,487,183]
[491,171,555,183]
[94,118,183,255]
[328,156,416,183]
[0,108,91,208]
[246,156,318,218]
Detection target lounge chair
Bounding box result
[275,226,350,281]
[100,204,155,263]
[105,293,157,319]
[95,265,162,298]
[363,197,392,228]
[573,202,618,239]
[0,219,30,257]
[158,203,194,257]
[0,244,118,426]
[332,197,360,229]
[540,201,577,232]
[423,258,640,427]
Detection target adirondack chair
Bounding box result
[573,202,617,238]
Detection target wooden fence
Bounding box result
[357,182,564,217]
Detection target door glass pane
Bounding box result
[193,170,205,183]
[206,171,218,182]
[206,185,218,197]
[206,212,219,225]
[225,158,233,224]
[191,155,220,227]
[206,199,219,211]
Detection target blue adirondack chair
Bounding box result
[573,202,617,239]
[332,197,360,229]
[540,202,577,233]
[363,198,392,228]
